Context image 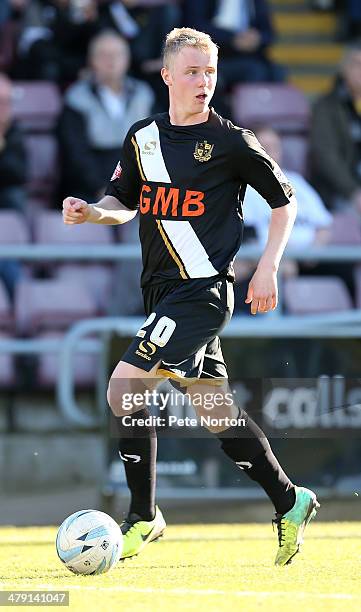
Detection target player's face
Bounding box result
[163,46,218,118]
[343,50,361,97]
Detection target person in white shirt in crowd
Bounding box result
[243,125,332,249]
[235,124,342,312]
[58,30,154,202]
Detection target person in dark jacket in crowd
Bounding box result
[98,0,182,110]
[58,31,154,202]
[14,0,100,83]
[0,72,26,298]
[0,73,27,212]
[183,0,285,86]
[310,44,361,213]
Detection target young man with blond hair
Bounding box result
[63,28,319,566]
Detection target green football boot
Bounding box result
[120,506,166,559]
[273,486,319,566]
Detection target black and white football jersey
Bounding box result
[106,108,294,288]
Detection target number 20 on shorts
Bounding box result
[136,313,176,347]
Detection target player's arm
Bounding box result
[245,200,297,314]
[63,128,142,226]
[62,195,137,225]
[236,129,297,314]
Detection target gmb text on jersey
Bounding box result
[140,184,205,217]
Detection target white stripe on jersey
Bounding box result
[135,121,171,183]
[161,220,218,278]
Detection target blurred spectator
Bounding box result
[0,73,27,212]
[184,0,286,87]
[15,0,100,83]
[58,30,154,201]
[234,124,335,312]
[0,72,26,299]
[333,0,361,42]
[99,1,182,110]
[344,1,361,40]
[244,125,333,248]
[9,0,30,18]
[238,124,356,309]
[310,45,361,213]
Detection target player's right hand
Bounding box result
[62,197,91,225]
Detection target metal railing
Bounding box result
[1,243,361,261]
[1,243,361,426]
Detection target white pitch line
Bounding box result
[4,584,361,601]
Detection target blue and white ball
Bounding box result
[56,509,123,575]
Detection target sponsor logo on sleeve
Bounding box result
[111,161,122,181]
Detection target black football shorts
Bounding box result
[121,276,234,383]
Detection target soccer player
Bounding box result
[62,27,319,566]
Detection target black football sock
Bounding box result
[217,410,296,515]
[111,408,157,521]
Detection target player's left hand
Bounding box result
[245,266,278,315]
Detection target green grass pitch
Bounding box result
[0,523,360,611]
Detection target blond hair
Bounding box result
[162,27,218,67]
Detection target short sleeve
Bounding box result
[233,128,295,209]
[105,130,141,210]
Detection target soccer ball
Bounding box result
[56,509,123,575]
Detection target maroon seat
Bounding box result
[15,279,98,335]
[24,135,58,204]
[34,210,113,245]
[13,81,62,132]
[34,211,114,311]
[55,265,113,312]
[284,277,352,315]
[36,331,100,388]
[0,211,29,244]
[329,211,361,245]
[231,84,310,134]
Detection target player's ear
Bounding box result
[161,66,172,87]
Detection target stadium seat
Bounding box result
[231,84,310,134]
[329,211,361,245]
[25,135,58,205]
[283,277,352,315]
[36,331,100,388]
[34,210,113,245]
[15,279,98,335]
[55,265,113,312]
[0,281,13,331]
[13,81,62,132]
[0,211,30,244]
[34,211,115,311]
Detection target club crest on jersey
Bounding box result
[111,161,122,181]
[194,140,214,162]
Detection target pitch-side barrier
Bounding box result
[1,243,361,427]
